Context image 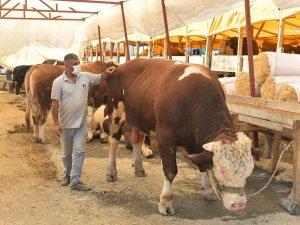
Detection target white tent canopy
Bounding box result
[1,0,300,68]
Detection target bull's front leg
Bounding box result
[157,127,177,215]
[131,128,146,177]
[106,102,125,182]
[159,176,175,216]
[201,171,218,201]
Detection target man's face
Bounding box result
[65,58,80,73]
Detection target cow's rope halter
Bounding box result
[208,140,300,207]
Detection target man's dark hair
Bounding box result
[64,53,79,63]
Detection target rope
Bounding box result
[246,140,293,198]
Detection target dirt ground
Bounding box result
[0,91,300,225]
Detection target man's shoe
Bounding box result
[70,181,92,191]
[60,175,70,186]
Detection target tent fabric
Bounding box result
[96,0,248,41]
[1,0,300,69]
[272,0,300,9]
[0,20,83,69]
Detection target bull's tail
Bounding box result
[24,69,32,130]
[24,67,40,130]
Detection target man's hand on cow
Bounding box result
[101,66,118,80]
[54,123,62,137]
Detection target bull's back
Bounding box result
[113,58,224,133]
[28,64,64,110]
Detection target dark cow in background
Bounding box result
[228,37,259,55]
[12,65,32,95]
[105,58,254,215]
[261,41,300,54]
[25,61,116,143]
[218,37,259,55]
[12,59,64,95]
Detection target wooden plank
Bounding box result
[227,95,300,114]
[211,55,238,72]
[292,120,300,203]
[237,114,291,131]
[227,103,296,127]
[262,134,273,159]
[269,131,282,173]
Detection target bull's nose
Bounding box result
[229,203,246,211]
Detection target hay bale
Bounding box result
[261,76,276,100]
[254,53,271,85]
[235,72,260,96]
[275,83,298,102]
[261,76,300,101]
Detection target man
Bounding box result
[51,53,114,191]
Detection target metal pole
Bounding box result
[120,1,130,61]
[245,0,259,148]
[160,0,172,60]
[98,25,103,62]
[244,0,255,97]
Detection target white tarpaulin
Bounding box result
[0,20,83,69]
[272,0,300,9]
[97,0,248,40]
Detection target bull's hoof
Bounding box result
[106,173,117,182]
[99,138,108,144]
[134,169,146,177]
[86,138,93,143]
[158,201,176,216]
[143,152,154,159]
[202,189,218,201]
[203,193,218,201]
[34,138,45,144]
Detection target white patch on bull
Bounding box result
[53,60,58,66]
[39,123,46,143]
[174,61,182,64]
[159,176,175,215]
[141,144,153,158]
[178,66,211,81]
[204,132,254,211]
[110,101,125,134]
[122,89,125,95]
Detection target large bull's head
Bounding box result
[188,132,254,211]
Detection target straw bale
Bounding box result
[260,76,276,100]
[254,53,271,85]
[275,84,298,102]
[235,72,260,96]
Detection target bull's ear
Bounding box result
[202,142,215,152]
[187,151,213,165]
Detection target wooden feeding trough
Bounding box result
[227,95,300,214]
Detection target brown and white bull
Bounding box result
[25,61,114,143]
[104,58,254,215]
[87,105,154,158]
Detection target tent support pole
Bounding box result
[120,1,130,61]
[277,11,285,53]
[244,0,255,96]
[98,25,103,62]
[161,0,172,59]
[236,27,244,76]
[244,0,258,148]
